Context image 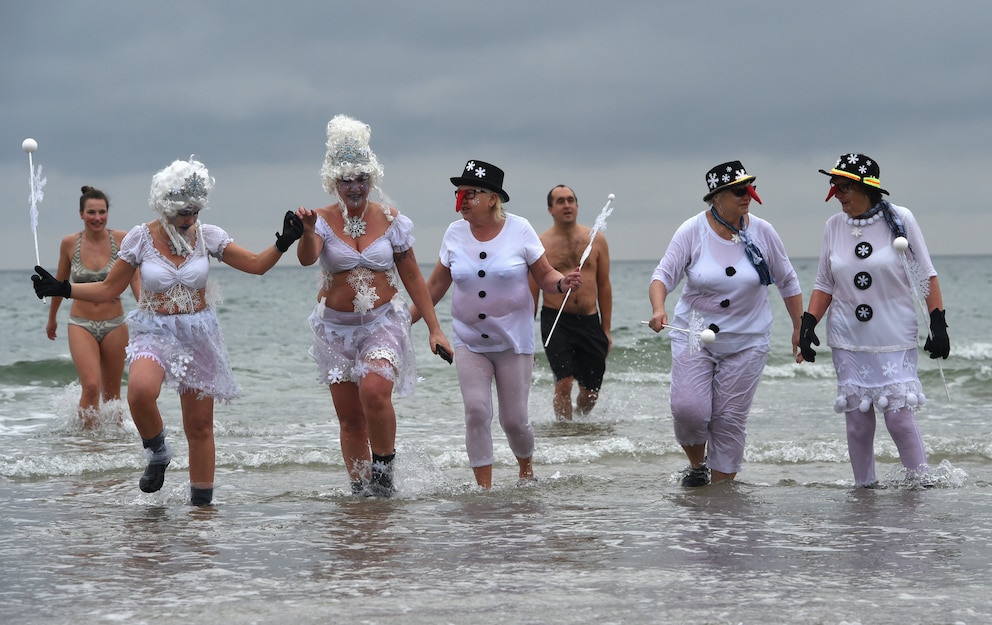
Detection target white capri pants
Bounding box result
[454,346,536,468]
[670,343,769,475]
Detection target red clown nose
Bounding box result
[747,184,762,205]
[455,189,467,212]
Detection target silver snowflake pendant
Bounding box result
[730,234,742,244]
[343,215,367,239]
[850,226,863,238]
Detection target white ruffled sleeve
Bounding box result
[117,224,149,267]
[386,212,416,253]
[201,224,233,260]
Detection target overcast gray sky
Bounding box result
[3,1,990,273]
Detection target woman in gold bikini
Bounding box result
[45,186,140,427]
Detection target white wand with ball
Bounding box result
[641,309,716,354]
[894,236,950,401]
[544,193,615,348]
[23,138,48,302]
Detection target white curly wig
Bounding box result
[319,114,384,195]
[149,156,214,217]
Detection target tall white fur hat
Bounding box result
[319,114,383,194]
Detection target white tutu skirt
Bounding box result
[125,308,241,401]
[308,295,417,397]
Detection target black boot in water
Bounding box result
[367,452,396,498]
[139,431,173,493]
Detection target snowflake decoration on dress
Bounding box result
[327,367,347,384]
[882,361,898,377]
[139,284,203,314]
[850,226,863,237]
[169,352,193,379]
[347,267,378,313]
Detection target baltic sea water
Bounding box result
[2,257,990,625]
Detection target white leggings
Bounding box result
[670,344,769,475]
[844,403,928,486]
[454,346,535,468]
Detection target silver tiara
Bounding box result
[332,138,371,165]
[166,172,208,202]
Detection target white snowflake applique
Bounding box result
[721,173,731,183]
[735,169,747,180]
[882,361,898,377]
[465,161,476,172]
[328,367,346,384]
[859,165,868,174]
[858,364,874,379]
[855,273,871,289]
[731,234,742,244]
[707,173,719,189]
[474,167,486,178]
[851,226,864,237]
[847,154,859,164]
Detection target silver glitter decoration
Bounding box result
[166,172,208,202]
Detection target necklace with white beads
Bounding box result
[845,205,882,227]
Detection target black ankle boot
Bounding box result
[368,452,396,498]
[139,431,172,493]
[190,487,214,506]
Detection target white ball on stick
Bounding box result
[22,138,38,153]
[893,236,909,252]
[608,193,615,201]
[699,328,716,344]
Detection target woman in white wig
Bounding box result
[33,157,305,506]
[294,114,452,497]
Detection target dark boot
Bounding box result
[367,452,396,498]
[190,486,214,506]
[139,431,172,493]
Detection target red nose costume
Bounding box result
[747,184,763,205]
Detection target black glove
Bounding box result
[799,312,820,362]
[923,308,950,359]
[32,265,71,299]
[275,211,305,253]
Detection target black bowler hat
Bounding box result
[703,160,756,202]
[450,159,510,203]
[818,153,889,195]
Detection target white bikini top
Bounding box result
[119,222,231,293]
[316,210,414,274]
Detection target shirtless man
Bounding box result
[531,185,612,420]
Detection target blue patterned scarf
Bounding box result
[709,207,775,286]
[877,200,907,239]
